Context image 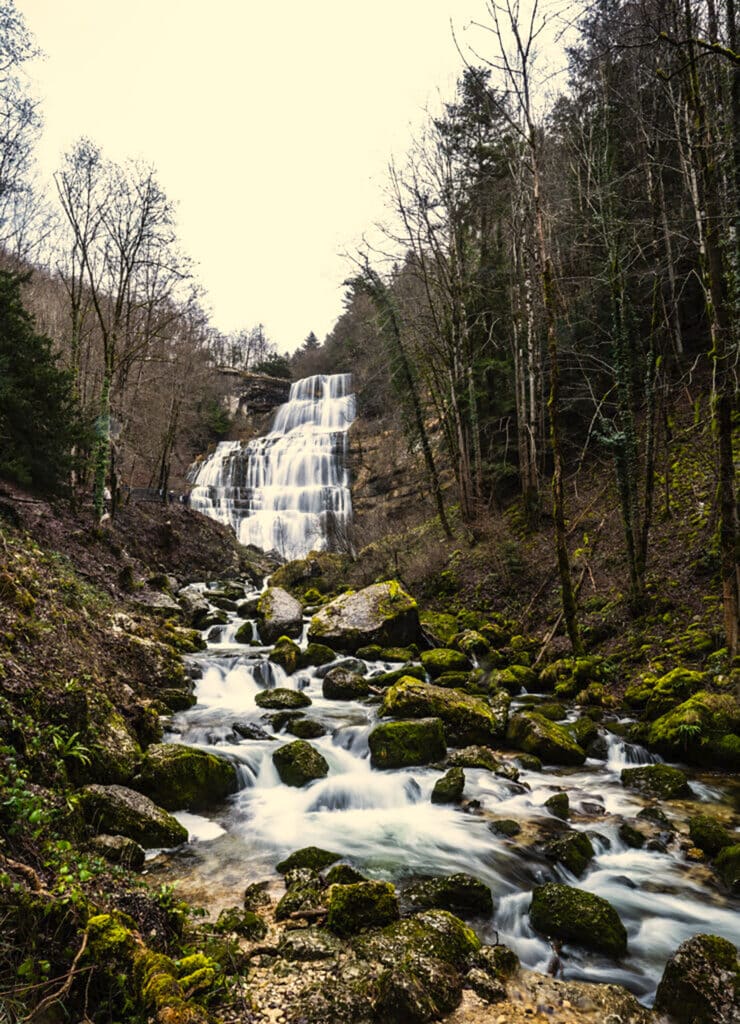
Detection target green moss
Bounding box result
[714,845,740,892]
[234,621,254,644]
[543,831,594,876]
[276,846,342,873]
[419,611,459,646]
[298,642,337,669]
[354,909,481,969]
[421,648,471,678]
[621,763,690,799]
[489,819,521,837]
[327,880,399,937]
[138,742,238,811]
[431,767,465,804]
[403,873,493,917]
[369,718,447,769]
[648,691,740,767]
[505,713,586,766]
[688,813,734,857]
[529,883,627,957]
[644,667,707,720]
[544,792,569,819]
[269,636,301,673]
[372,664,426,687]
[380,677,508,746]
[272,739,329,787]
[214,907,267,939]
[255,687,312,710]
[654,933,740,1023]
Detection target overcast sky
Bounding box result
[17,0,502,353]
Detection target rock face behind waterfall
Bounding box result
[307,580,420,653]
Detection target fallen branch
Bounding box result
[0,854,45,892]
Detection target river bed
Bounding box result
[150,580,740,1007]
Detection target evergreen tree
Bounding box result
[0,271,84,492]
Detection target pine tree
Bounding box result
[0,271,85,492]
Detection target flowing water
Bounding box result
[156,585,740,1007]
[188,374,356,559]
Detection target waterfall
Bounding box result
[188,373,356,559]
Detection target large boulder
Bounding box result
[380,677,508,746]
[369,718,446,770]
[273,739,329,787]
[79,784,188,848]
[529,882,627,958]
[326,880,400,937]
[307,581,420,653]
[137,742,239,811]
[647,692,740,768]
[620,763,690,800]
[505,712,586,766]
[654,933,739,1024]
[257,587,303,644]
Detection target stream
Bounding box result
[154,581,740,1008]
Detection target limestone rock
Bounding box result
[307,580,420,653]
[256,586,303,644]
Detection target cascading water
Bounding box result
[157,584,740,1008]
[188,373,356,559]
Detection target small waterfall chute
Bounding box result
[188,373,356,558]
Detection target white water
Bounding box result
[161,584,740,1007]
[188,373,356,559]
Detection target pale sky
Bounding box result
[17,0,496,353]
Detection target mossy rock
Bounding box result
[537,702,567,721]
[298,642,337,669]
[644,667,707,720]
[354,909,481,970]
[436,671,471,689]
[431,767,465,804]
[540,657,603,697]
[621,764,690,800]
[489,819,521,838]
[515,753,542,772]
[647,692,740,768]
[654,933,740,1024]
[618,822,645,848]
[451,630,490,657]
[380,677,509,746]
[543,831,594,876]
[566,716,599,751]
[326,880,399,937]
[269,636,301,673]
[493,665,538,695]
[371,664,426,688]
[215,907,267,939]
[688,813,734,857]
[505,712,586,766]
[308,580,420,653]
[137,742,238,811]
[272,740,329,787]
[356,644,384,660]
[714,845,740,893]
[529,882,627,957]
[275,869,324,921]
[257,586,304,644]
[79,784,188,848]
[255,687,312,710]
[419,611,459,646]
[624,674,656,709]
[325,863,367,885]
[287,717,326,739]
[90,833,146,870]
[368,718,446,770]
[380,646,417,662]
[276,846,342,873]
[322,667,370,700]
[88,708,142,786]
[277,926,344,962]
[445,745,501,772]
[544,792,569,819]
[234,621,254,644]
[420,648,472,678]
[402,873,493,918]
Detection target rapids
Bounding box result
[188,374,356,559]
[156,583,740,1007]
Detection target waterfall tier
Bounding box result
[188,373,356,559]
